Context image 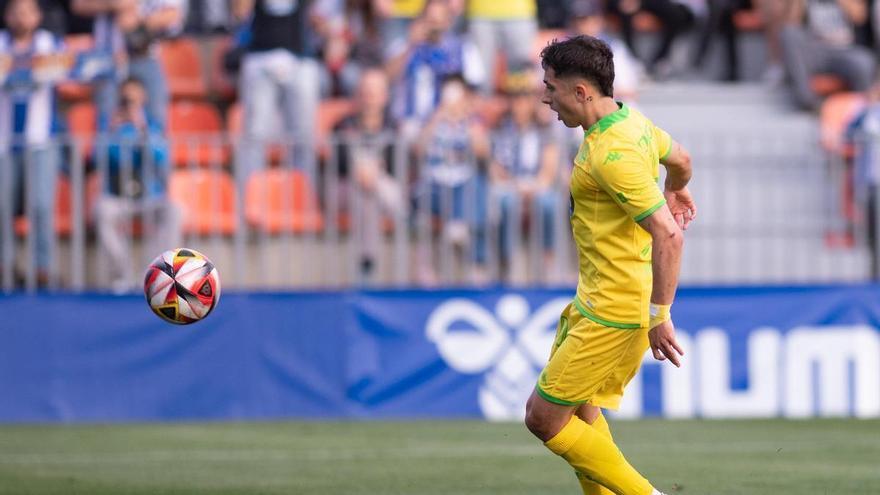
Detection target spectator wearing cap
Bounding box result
[385,0,485,138]
[568,0,643,102]
[465,0,537,95]
[489,68,559,283]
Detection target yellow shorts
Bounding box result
[536,301,650,410]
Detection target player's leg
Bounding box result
[525,390,653,495]
[573,404,615,495]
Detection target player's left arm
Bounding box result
[660,139,697,230]
[638,206,685,367]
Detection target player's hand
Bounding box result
[664,186,696,231]
[648,320,684,367]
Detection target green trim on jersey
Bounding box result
[634,199,667,222]
[535,385,586,406]
[660,142,673,160]
[585,102,630,137]
[573,297,641,329]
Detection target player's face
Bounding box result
[541,67,579,128]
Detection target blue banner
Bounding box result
[1,286,879,422]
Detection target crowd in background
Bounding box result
[4,0,880,289]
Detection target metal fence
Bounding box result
[0,127,872,292]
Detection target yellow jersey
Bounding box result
[391,0,426,17]
[467,0,536,19]
[570,102,672,329]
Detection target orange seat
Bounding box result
[67,101,96,159]
[168,169,237,235]
[811,74,848,97]
[732,9,764,31]
[159,38,208,99]
[819,92,866,155]
[14,175,84,236]
[56,34,94,101]
[633,12,662,32]
[168,101,229,167]
[245,168,324,233]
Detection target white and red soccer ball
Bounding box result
[144,248,220,324]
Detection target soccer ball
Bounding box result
[143,248,221,325]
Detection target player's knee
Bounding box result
[524,401,554,441]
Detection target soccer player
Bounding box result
[524,35,696,495]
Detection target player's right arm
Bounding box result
[638,206,685,367]
[660,140,697,231]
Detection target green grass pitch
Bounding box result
[0,419,877,494]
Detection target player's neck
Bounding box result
[581,97,620,132]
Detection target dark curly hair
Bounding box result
[540,35,615,98]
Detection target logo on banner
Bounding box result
[425,295,569,421]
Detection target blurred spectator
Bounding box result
[466,0,537,95]
[753,0,787,83]
[386,0,485,137]
[0,0,69,36]
[691,0,750,81]
[413,76,489,285]
[568,0,644,101]
[378,0,463,57]
[183,0,233,34]
[846,78,880,275]
[95,77,180,292]
[0,0,63,288]
[312,0,385,97]
[233,0,319,177]
[608,0,702,77]
[73,0,184,131]
[489,69,559,283]
[333,68,404,284]
[536,0,569,28]
[377,0,424,57]
[780,0,874,111]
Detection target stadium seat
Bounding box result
[159,38,208,100]
[67,102,96,158]
[168,100,229,167]
[244,168,324,234]
[811,74,848,98]
[14,176,76,236]
[819,92,866,155]
[633,11,662,32]
[732,9,764,31]
[56,34,94,101]
[168,169,237,235]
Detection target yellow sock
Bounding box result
[545,415,652,495]
[576,412,615,495]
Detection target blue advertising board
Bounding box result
[0,286,878,422]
